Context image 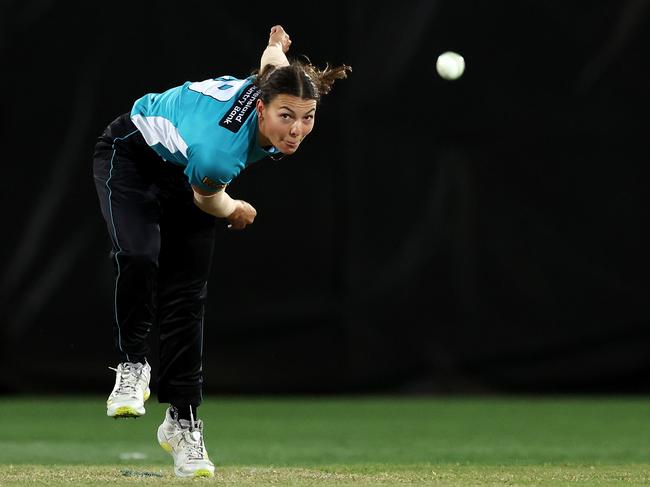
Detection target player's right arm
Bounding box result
[260,25,291,71]
[192,186,257,230]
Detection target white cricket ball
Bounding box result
[436,51,465,80]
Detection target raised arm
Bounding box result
[260,25,291,71]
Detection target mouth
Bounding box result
[283,140,299,150]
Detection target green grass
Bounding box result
[1,396,649,485]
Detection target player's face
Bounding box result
[257,95,317,154]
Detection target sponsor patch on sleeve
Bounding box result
[201,176,226,190]
[219,84,262,133]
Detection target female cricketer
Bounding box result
[92,25,349,477]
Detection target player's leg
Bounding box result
[155,167,217,477]
[93,114,161,417]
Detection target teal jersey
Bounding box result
[130,76,281,192]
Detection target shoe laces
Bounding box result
[184,428,207,461]
[109,363,144,398]
[170,409,207,461]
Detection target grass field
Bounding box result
[1,396,649,486]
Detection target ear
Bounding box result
[256,98,265,118]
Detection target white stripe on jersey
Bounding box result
[131,114,189,159]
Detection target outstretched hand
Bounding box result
[269,25,291,53]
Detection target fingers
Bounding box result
[227,217,248,230]
[243,202,257,217]
[269,25,290,42]
[227,204,256,230]
[227,219,252,230]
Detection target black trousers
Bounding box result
[93,113,217,407]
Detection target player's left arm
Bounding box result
[260,25,291,71]
[192,185,236,218]
[192,185,257,230]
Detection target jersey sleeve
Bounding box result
[184,146,244,192]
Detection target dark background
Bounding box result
[1,0,649,395]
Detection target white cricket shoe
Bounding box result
[106,361,151,418]
[157,407,215,478]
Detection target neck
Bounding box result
[257,132,272,148]
[257,119,272,148]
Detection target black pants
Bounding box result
[93,113,217,407]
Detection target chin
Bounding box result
[281,144,299,154]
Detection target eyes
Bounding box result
[280,113,314,121]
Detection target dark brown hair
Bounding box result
[254,59,351,104]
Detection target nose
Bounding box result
[289,122,301,138]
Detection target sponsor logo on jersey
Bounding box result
[201,176,225,190]
[219,84,261,133]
